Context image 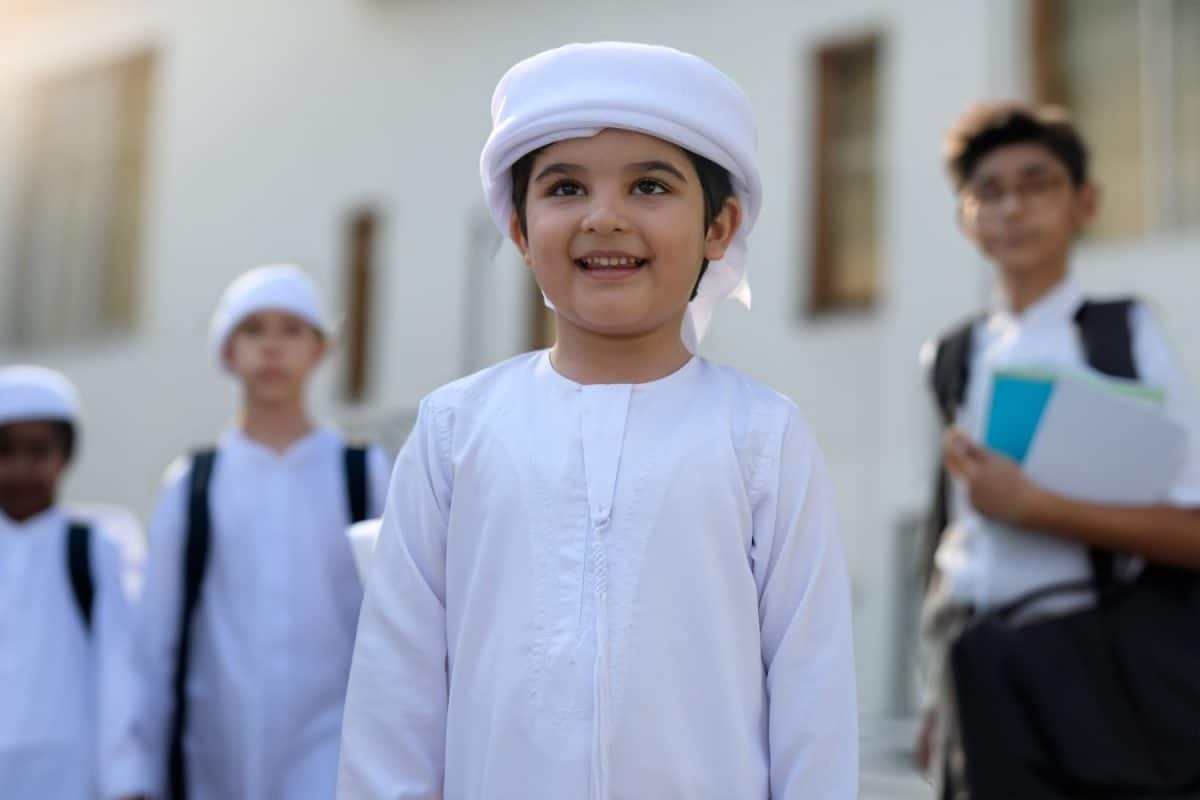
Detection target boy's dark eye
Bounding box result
[973,183,1002,204]
[549,181,584,197]
[632,179,668,195]
[1024,175,1057,193]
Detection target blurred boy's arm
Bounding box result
[945,429,1200,568]
[753,407,859,800]
[91,529,155,800]
[124,460,193,797]
[337,397,451,799]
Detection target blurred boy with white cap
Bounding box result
[0,365,145,799]
[131,264,390,799]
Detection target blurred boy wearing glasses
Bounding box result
[915,102,1200,798]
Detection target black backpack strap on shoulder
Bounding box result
[66,521,94,630]
[1074,299,1138,381]
[930,317,980,426]
[168,447,217,800]
[921,316,982,588]
[344,445,369,525]
[1074,298,1139,593]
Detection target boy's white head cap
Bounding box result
[480,41,762,351]
[209,264,330,369]
[0,365,81,427]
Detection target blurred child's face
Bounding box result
[0,421,69,522]
[510,128,740,343]
[958,143,1097,276]
[224,310,326,405]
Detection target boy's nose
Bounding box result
[581,201,629,234]
[997,189,1027,217]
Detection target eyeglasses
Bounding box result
[960,174,1069,219]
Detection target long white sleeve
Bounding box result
[338,398,452,799]
[92,530,153,799]
[751,406,859,800]
[129,460,191,795]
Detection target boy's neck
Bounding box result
[0,499,55,525]
[551,316,693,385]
[997,259,1071,316]
[239,397,316,454]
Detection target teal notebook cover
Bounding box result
[985,370,1056,463]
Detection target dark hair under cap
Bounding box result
[943,102,1089,190]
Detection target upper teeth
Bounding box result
[583,257,641,267]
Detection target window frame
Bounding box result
[807,32,884,318]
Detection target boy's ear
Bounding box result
[508,211,532,266]
[954,198,982,243]
[703,196,743,262]
[1073,182,1100,230]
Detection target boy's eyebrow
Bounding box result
[627,160,689,183]
[533,160,690,184]
[533,162,583,183]
[1018,163,1061,179]
[973,162,1062,186]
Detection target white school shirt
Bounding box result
[934,276,1200,611]
[337,351,859,800]
[0,507,144,799]
[131,427,390,800]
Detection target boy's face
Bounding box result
[509,128,740,343]
[223,310,326,405]
[958,142,1097,276]
[0,421,69,522]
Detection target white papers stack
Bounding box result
[976,369,1185,614]
[1022,374,1186,505]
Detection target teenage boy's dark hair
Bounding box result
[510,145,735,299]
[943,102,1090,190]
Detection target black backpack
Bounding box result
[926,298,1200,798]
[166,444,371,800]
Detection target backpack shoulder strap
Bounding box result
[929,315,982,426]
[168,447,217,800]
[921,315,983,587]
[344,445,370,525]
[66,521,94,630]
[1073,298,1138,591]
[183,448,217,609]
[1074,298,1138,381]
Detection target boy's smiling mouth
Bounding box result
[574,251,649,277]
